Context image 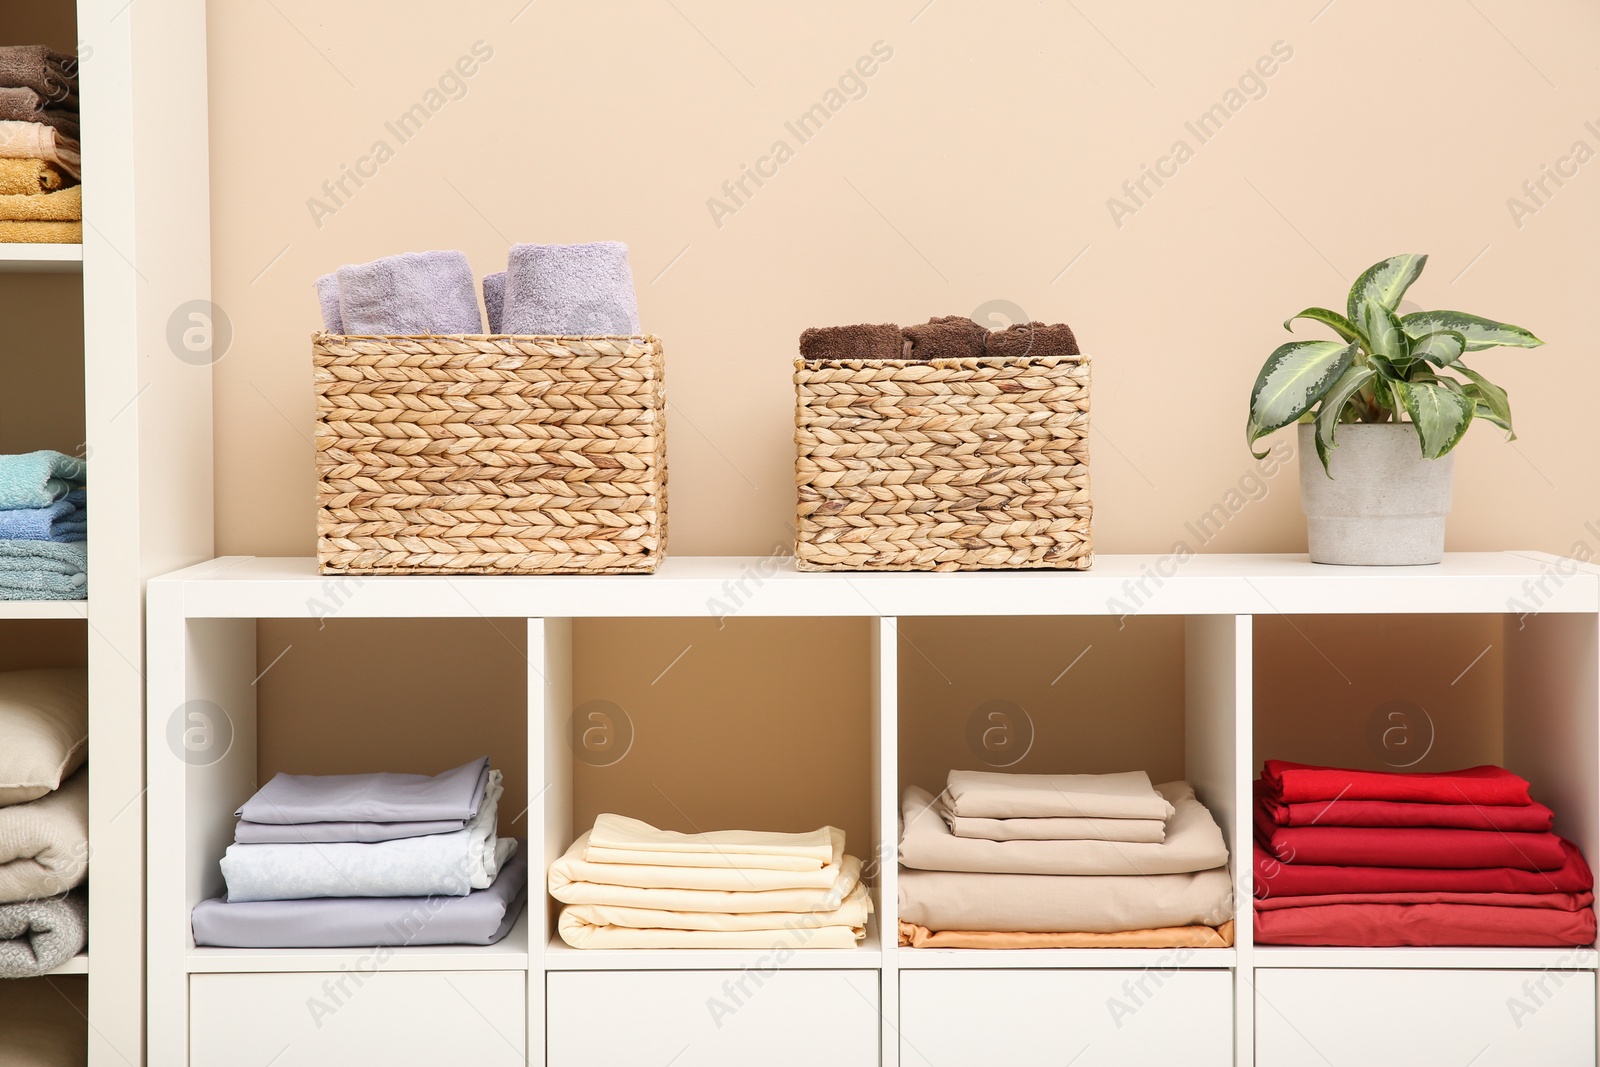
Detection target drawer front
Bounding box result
[900,968,1233,1067]
[1256,968,1596,1066]
[546,969,879,1067]
[190,971,526,1066]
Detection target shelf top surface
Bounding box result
[150,552,1598,619]
[0,244,83,272]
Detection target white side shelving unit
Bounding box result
[146,553,1600,1067]
[0,1,216,1063]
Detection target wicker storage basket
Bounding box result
[794,354,1091,572]
[314,333,666,575]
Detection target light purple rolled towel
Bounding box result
[314,273,343,333]
[501,241,641,336]
[483,271,506,334]
[334,250,484,335]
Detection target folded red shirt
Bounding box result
[1253,839,1594,898]
[1254,804,1567,871]
[1261,759,1532,806]
[1255,889,1595,912]
[1255,901,1597,947]
[1254,781,1553,832]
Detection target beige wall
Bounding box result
[206,2,1599,835]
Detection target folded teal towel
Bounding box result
[0,451,85,510]
[0,540,86,600]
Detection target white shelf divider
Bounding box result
[0,244,82,271]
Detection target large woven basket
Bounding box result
[314,333,666,575]
[794,354,1091,572]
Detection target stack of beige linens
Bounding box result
[549,814,872,949]
[898,770,1234,949]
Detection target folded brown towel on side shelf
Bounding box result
[798,323,903,361]
[0,46,77,105]
[0,158,67,196]
[985,321,1081,358]
[0,88,77,139]
[903,315,987,360]
[0,184,79,223]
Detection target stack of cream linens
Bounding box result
[898,770,1234,949]
[549,815,872,949]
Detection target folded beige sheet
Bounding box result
[902,782,1225,876]
[936,794,1165,843]
[0,770,89,903]
[898,865,1235,933]
[585,816,838,872]
[898,920,1234,949]
[563,882,872,933]
[558,910,866,949]
[552,831,849,894]
[0,158,67,196]
[551,854,863,913]
[946,769,1175,821]
[0,184,77,223]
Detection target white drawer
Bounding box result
[899,968,1233,1067]
[189,971,526,1066]
[1256,968,1596,1066]
[546,969,879,1067]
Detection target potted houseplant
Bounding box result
[1246,253,1541,565]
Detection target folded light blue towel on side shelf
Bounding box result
[0,451,85,510]
[0,489,84,542]
[334,250,484,335]
[501,241,641,335]
[0,540,85,600]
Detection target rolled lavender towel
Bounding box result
[0,450,85,509]
[985,321,1081,358]
[501,241,640,336]
[799,324,904,361]
[0,87,78,140]
[335,250,484,335]
[0,489,84,542]
[483,271,506,333]
[903,315,987,361]
[314,273,343,333]
[0,47,77,103]
[0,540,87,600]
[0,889,86,978]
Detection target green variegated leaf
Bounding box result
[1246,340,1357,457]
[1395,378,1476,459]
[1312,364,1378,475]
[1283,307,1366,346]
[1346,254,1428,321]
[1400,310,1543,352]
[1358,300,1410,363]
[1455,365,1514,438]
[1408,330,1467,367]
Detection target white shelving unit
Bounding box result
[146,553,1600,1067]
[0,1,215,1063]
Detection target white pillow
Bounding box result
[0,667,88,805]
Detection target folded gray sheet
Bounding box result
[192,843,527,948]
[0,888,86,977]
[236,757,489,825]
[234,817,465,844]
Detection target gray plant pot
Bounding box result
[1297,422,1454,566]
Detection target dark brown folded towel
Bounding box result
[902,316,987,361]
[798,323,904,362]
[0,47,77,104]
[984,321,1081,359]
[0,89,77,139]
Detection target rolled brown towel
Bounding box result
[798,323,903,362]
[902,316,987,361]
[984,321,1081,359]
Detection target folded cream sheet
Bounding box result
[935,794,1166,843]
[562,882,872,934]
[557,913,865,950]
[945,769,1175,820]
[584,815,838,872]
[551,830,845,892]
[551,851,863,913]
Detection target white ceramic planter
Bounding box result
[1297,422,1454,566]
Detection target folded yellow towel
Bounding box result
[584,814,838,871]
[0,158,66,196]
[0,184,79,223]
[0,219,79,243]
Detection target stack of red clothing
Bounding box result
[1253,759,1596,947]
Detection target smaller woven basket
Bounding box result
[314,333,666,575]
[794,354,1091,572]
